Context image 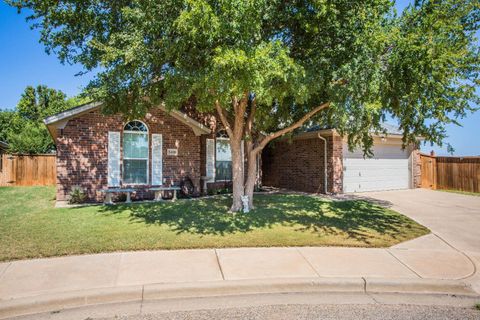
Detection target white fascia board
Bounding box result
[44,102,102,125]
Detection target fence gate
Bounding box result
[420,155,437,189]
[0,154,56,186]
[420,154,480,193]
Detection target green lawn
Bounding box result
[0,186,429,261]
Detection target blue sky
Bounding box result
[0,1,479,156]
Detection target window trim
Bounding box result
[215,136,232,182]
[122,120,149,186]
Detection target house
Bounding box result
[262,125,421,194]
[44,102,239,203]
[45,101,420,204]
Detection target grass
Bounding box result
[437,189,480,197]
[0,186,429,262]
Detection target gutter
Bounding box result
[318,133,328,194]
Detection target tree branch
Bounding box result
[215,100,233,138]
[232,92,248,141]
[246,97,256,137]
[252,101,330,155]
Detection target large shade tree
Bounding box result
[9,0,479,211]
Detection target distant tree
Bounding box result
[6,119,53,154]
[0,110,17,143]
[8,0,479,211]
[17,85,69,121]
[3,85,78,154]
[66,95,92,108]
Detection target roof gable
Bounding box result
[44,102,211,140]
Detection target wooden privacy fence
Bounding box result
[0,154,56,186]
[420,153,480,193]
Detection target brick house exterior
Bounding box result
[45,102,421,203]
[45,102,240,203]
[262,129,421,194]
[54,108,204,202]
[262,130,343,194]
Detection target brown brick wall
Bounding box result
[412,149,422,188]
[56,108,201,202]
[262,133,343,194]
[328,134,344,193]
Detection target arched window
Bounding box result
[215,130,232,181]
[123,120,148,184]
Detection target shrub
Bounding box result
[69,186,86,204]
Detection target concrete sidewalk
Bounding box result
[0,234,477,301]
[0,237,479,319]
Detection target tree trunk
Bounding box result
[229,136,244,212]
[244,151,257,209]
[216,97,330,213]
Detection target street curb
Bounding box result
[365,278,475,295]
[0,277,477,319]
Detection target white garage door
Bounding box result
[343,142,411,193]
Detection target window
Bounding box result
[215,131,232,181]
[123,121,148,184]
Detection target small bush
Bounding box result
[475,303,480,311]
[69,186,86,204]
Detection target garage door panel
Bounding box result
[344,170,408,181]
[343,146,411,193]
[343,176,410,184]
[343,167,408,176]
[344,180,409,192]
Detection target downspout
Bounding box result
[317,133,328,194]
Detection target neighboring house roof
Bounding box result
[0,141,8,151]
[304,122,404,137]
[379,123,403,135]
[44,101,211,140]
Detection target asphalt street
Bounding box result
[102,304,480,320]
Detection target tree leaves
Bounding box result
[0,85,81,154]
[7,0,480,153]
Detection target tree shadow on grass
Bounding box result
[98,194,428,245]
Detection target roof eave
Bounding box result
[44,101,211,142]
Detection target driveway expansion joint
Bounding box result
[0,263,11,282]
[296,248,321,278]
[386,249,423,279]
[361,277,367,293]
[432,233,477,280]
[214,249,225,280]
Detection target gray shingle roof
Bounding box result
[305,123,403,136]
[379,123,403,135]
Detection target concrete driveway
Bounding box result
[359,189,480,253]
[360,189,480,293]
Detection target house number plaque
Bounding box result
[167,149,178,156]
